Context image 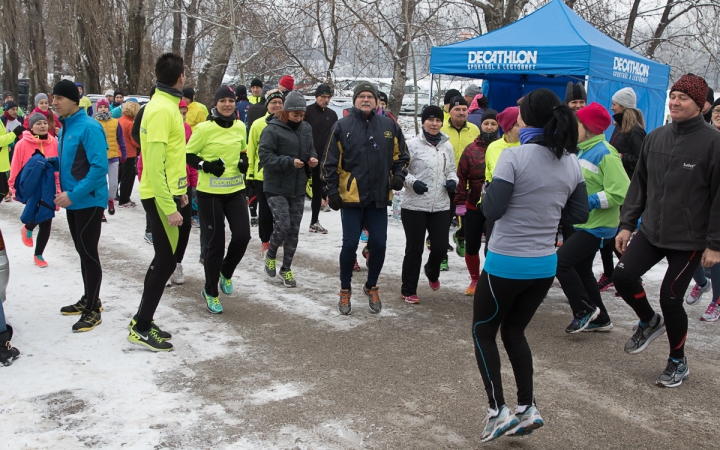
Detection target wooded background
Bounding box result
[1,0,719,113]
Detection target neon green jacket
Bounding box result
[484,136,520,183]
[186,119,247,194]
[441,118,479,164]
[247,113,271,182]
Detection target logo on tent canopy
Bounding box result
[467,50,537,71]
[613,57,650,84]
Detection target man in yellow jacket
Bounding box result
[182,87,209,130]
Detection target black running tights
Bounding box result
[26,219,53,256]
[310,165,325,224]
[472,271,553,410]
[66,207,103,314]
[255,180,274,243]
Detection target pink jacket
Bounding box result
[9,131,60,195]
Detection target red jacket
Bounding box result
[455,135,493,210]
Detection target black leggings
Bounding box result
[136,198,188,331]
[198,190,251,297]
[255,180,274,243]
[600,235,622,277]
[464,208,486,256]
[176,200,192,263]
[67,207,103,313]
[118,156,136,205]
[612,230,702,359]
[401,208,450,296]
[310,165,325,224]
[26,219,53,256]
[473,271,553,409]
[556,230,610,323]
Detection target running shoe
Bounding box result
[261,242,270,258]
[309,222,328,234]
[624,314,665,354]
[127,322,174,352]
[402,294,420,304]
[171,263,184,285]
[701,302,720,322]
[119,201,136,208]
[428,278,440,291]
[60,296,103,315]
[250,217,258,227]
[656,357,689,388]
[72,310,102,332]
[202,289,223,314]
[3,193,12,202]
[686,280,711,305]
[220,274,233,294]
[565,307,600,334]
[597,274,614,292]
[191,216,200,228]
[265,257,277,277]
[338,289,352,315]
[0,325,20,366]
[321,204,331,212]
[128,315,172,340]
[363,285,382,313]
[280,269,297,288]
[481,405,519,443]
[465,279,478,296]
[506,406,544,437]
[353,258,361,272]
[108,199,115,215]
[21,226,33,247]
[440,259,449,271]
[34,255,48,268]
[453,231,465,257]
[582,321,614,332]
[144,232,153,244]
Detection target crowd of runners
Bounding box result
[1,52,719,443]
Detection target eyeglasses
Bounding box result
[712,108,720,115]
[357,94,375,100]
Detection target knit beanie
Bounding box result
[52,79,80,104]
[28,112,47,130]
[284,91,307,111]
[113,90,123,98]
[4,100,17,111]
[265,89,284,104]
[377,91,389,104]
[464,84,482,98]
[564,82,587,103]
[96,98,110,109]
[670,74,708,109]
[612,87,637,109]
[35,93,48,105]
[421,105,444,123]
[707,87,715,105]
[104,89,114,97]
[448,96,469,109]
[443,89,461,105]
[315,83,333,98]
[182,87,195,101]
[179,99,188,109]
[576,102,612,135]
[250,78,263,88]
[214,85,236,105]
[481,108,498,123]
[353,82,377,102]
[279,75,295,91]
[235,85,248,100]
[496,106,519,134]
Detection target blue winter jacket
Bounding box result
[57,109,109,210]
[16,152,56,225]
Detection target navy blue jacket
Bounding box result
[16,152,56,224]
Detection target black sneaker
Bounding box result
[129,316,172,340]
[60,296,103,315]
[0,325,20,367]
[565,307,600,334]
[656,357,689,388]
[72,310,102,332]
[127,322,174,352]
[624,314,665,354]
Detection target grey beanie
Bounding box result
[261,84,276,101]
[35,93,48,105]
[612,87,637,109]
[464,83,482,98]
[283,91,306,112]
[28,112,47,130]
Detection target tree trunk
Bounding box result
[1,0,21,99]
[172,0,182,55]
[624,0,642,47]
[125,0,145,94]
[77,0,102,93]
[24,0,52,94]
[184,0,199,83]
[196,35,233,106]
[387,0,415,117]
[464,0,529,33]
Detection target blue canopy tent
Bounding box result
[429,0,671,133]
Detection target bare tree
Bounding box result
[0,0,21,98]
[126,0,146,93]
[24,0,52,94]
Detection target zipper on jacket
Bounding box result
[657,135,680,239]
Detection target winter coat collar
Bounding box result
[671,113,708,135]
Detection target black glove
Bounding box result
[412,180,428,195]
[12,125,26,136]
[390,173,405,191]
[199,159,225,177]
[328,193,342,211]
[237,153,249,173]
[445,179,457,196]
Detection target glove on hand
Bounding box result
[390,173,405,191]
[328,193,342,211]
[445,179,457,196]
[237,153,249,173]
[455,204,466,216]
[12,125,26,136]
[200,159,225,177]
[412,180,428,195]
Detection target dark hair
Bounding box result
[520,88,578,159]
[155,53,184,86]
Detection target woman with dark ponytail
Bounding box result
[471,88,589,442]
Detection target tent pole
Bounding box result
[429,73,434,106]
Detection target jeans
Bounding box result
[340,206,388,290]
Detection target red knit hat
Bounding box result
[576,102,612,135]
[279,75,295,91]
[496,106,519,134]
[670,74,709,109]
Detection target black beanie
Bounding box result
[182,87,195,101]
[113,90,124,98]
[476,96,489,109]
[235,85,248,100]
[521,88,562,128]
[443,89,461,105]
[377,91,389,104]
[564,82,587,103]
[707,87,715,105]
[52,79,80,104]
[448,96,469,109]
[3,100,18,111]
[214,85,236,104]
[481,108,498,123]
[315,84,333,98]
[250,78,263,88]
[421,105,444,123]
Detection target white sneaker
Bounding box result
[686,280,711,305]
[481,405,518,443]
[171,263,184,285]
[506,405,544,436]
[309,222,328,234]
[701,302,720,322]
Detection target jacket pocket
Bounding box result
[341,173,359,203]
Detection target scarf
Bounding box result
[480,131,498,144]
[3,110,16,122]
[519,127,544,145]
[423,130,442,147]
[36,133,49,140]
[287,120,302,131]
[156,82,183,98]
[95,111,112,121]
[209,108,235,128]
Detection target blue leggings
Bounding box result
[692,263,720,305]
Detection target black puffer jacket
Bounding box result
[609,113,646,179]
[258,118,316,197]
[620,114,720,251]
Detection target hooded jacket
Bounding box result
[322,107,410,208]
[401,131,458,213]
[258,118,316,197]
[455,134,493,210]
[185,101,208,130]
[23,107,62,137]
[620,113,720,251]
[15,152,57,225]
[9,131,60,195]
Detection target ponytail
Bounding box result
[544,104,578,159]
